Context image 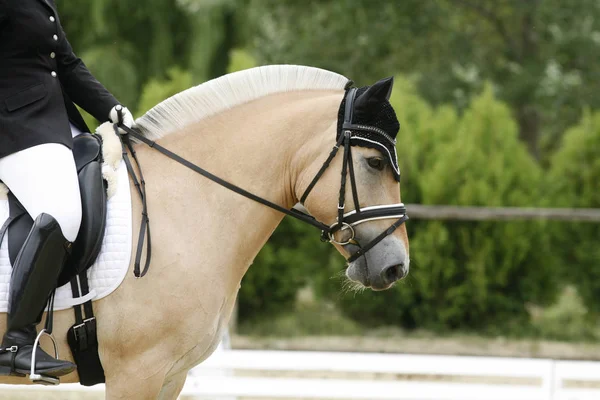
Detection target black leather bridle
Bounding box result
[296,87,408,262]
[114,88,408,277]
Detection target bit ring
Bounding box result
[328,223,355,245]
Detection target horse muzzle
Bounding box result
[344,233,409,290]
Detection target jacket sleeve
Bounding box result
[0,1,7,29]
[55,23,119,122]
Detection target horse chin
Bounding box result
[345,261,369,289]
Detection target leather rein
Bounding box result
[114,88,408,277]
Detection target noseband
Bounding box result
[116,87,408,277]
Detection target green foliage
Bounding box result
[528,286,598,341]
[57,0,232,114]
[136,68,194,116]
[245,0,600,157]
[327,83,559,331]
[547,110,600,312]
[227,49,258,74]
[185,3,236,82]
[80,45,140,107]
[238,302,363,337]
[387,77,460,205]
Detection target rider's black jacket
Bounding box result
[0,0,119,158]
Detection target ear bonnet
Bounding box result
[336,77,400,181]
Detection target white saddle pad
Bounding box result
[0,161,132,312]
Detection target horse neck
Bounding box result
[136,90,343,285]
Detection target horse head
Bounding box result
[296,77,409,291]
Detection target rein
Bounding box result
[114,89,408,276]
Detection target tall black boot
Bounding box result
[0,213,76,378]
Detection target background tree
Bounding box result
[59,0,192,108]
[245,0,600,159]
[547,110,600,313]
[321,81,559,331]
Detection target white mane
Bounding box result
[136,65,350,139]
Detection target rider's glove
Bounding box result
[108,105,136,134]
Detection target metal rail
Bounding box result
[406,204,600,222]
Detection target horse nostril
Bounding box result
[385,266,397,282]
[382,262,405,284]
[381,265,402,283]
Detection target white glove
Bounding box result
[108,105,136,134]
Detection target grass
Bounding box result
[238,301,363,337]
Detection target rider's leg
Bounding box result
[0,143,81,377]
[0,214,76,377]
[0,143,82,241]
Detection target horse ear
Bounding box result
[354,77,394,113]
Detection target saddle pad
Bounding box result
[0,161,132,312]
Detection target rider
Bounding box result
[0,0,134,378]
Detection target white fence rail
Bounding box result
[183,350,600,400]
[1,350,600,399]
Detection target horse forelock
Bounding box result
[136,65,350,140]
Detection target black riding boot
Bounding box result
[0,213,76,378]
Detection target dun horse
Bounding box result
[0,65,409,399]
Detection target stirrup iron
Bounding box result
[29,329,59,386]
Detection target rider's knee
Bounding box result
[43,203,82,242]
[57,209,81,243]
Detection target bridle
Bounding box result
[295,87,408,262]
[114,87,408,277]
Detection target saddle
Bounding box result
[6,133,108,287]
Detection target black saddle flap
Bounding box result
[58,161,107,286]
[73,134,102,172]
[7,192,30,267]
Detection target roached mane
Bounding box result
[136,65,350,140]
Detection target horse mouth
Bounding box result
[344,270,395,291]
[345,260,407,291]
[370,282,395,291]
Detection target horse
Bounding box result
[0,65,410,399]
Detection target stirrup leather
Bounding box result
[29,329,60,385]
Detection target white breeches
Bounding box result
[0,125,83,241]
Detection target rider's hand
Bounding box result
[108,105,136,134]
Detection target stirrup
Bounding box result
[29,329,59,386]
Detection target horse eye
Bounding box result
[367,157,385,171]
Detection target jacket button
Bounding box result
[53,34,58,41]
[49,16,55,22]
[50,52,56,59]
[51,71,57,78]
